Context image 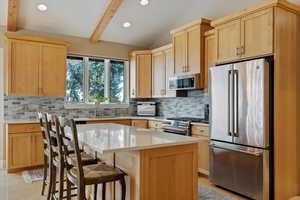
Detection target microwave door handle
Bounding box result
[228,70,233,136]
[233,70,239,137]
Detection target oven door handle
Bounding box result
[210,144,263,156]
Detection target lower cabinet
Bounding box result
[131,120,148,129]
[7,124,44,172]
[191,125,210,175]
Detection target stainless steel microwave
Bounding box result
[169,74,201,90]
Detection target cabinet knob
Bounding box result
[236,47,240,56]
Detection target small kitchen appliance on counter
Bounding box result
[137,102,156,116]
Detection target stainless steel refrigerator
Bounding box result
[209,58,273,200]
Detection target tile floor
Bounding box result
[0,170,248,200]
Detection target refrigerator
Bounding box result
[209,58,273,200]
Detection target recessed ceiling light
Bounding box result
[139,0,149,6]
[37,3,48,12]
[122,22,131,28]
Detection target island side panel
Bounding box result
[140,143,198,200]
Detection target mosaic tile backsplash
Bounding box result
[4,97,135,121]
[4,90,209,121]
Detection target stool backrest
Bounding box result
[58,117,84,183]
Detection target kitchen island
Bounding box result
[65,123,200,200]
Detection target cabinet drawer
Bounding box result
[8,123,40,134]
[191,125,209,137]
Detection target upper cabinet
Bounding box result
[4,33,69,96]
[204,30,217,90]
[151,44,176,98]
[213,8,273,64]
[129,51,152,98]
[170,18,212,87]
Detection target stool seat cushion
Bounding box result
[69,163,124,185]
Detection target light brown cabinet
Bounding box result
[191,125,209,175]
[152,52,166,97]
[130,51,152,98]
[131,120,148,129]
[4,33,69,96]
[214,8,273,63]
[7,123,43,172]
[171,19,212,88]
[204,30,217,89]
[151,44,176,98]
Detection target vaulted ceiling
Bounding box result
[1,0,300,48]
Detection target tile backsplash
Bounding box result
[4,90,209,121]
[132,89,209,118]
[4,97,134,121]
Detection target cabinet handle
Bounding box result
[132,89,135,96]
[236,47,240,56]
[240,46,244,55]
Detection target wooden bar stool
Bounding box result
[38,112,56,200]
[50,114,98,200]
[57,117,126,200]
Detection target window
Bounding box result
[66,56,128,105]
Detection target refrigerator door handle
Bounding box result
[228,70,233,136]
[233,69,239,137]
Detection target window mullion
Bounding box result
[104,59,110,101]
[84,57,89,102]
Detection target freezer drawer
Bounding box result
[209,142,270,200]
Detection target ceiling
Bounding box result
[1,0,300,48]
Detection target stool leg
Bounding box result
[66,179,71,200]
[94,184,98,200]
[58,164,64,200]
[41,155,48,195]
[46,160,53,200]
[120,177,126,200]
[102,183,106,200]
[51,165,57,200]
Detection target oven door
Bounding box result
[209,141,270,200]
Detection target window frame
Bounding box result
[65,55,129,109]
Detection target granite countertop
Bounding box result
[65,123,200,153]
[4,116,209,126]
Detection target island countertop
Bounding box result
[65,123,200,154]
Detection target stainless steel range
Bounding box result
[161,117,209,136]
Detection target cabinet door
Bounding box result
[131,120,148,129]
[8,40,40,96]
[192,135,209,175]
[136,54,152,98]
[165,48,176,97]
[152,52,166,97]
[241,8,273,58]
[187,26,201,74]
[129,55,137,98]
[216,19,241,63]
[40,44,67,96]
[31,132,44,166]
[7,133,32,169]
[204,32,217,89]
[173,31,187,74]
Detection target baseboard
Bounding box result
[0,160,5,170]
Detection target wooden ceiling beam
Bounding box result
[90,0,123,43]
[7,0,19,32]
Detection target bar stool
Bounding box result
[57,116,126,200]
[39,112,98,200]
[38,112,57,200]
[49,114,98,200]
